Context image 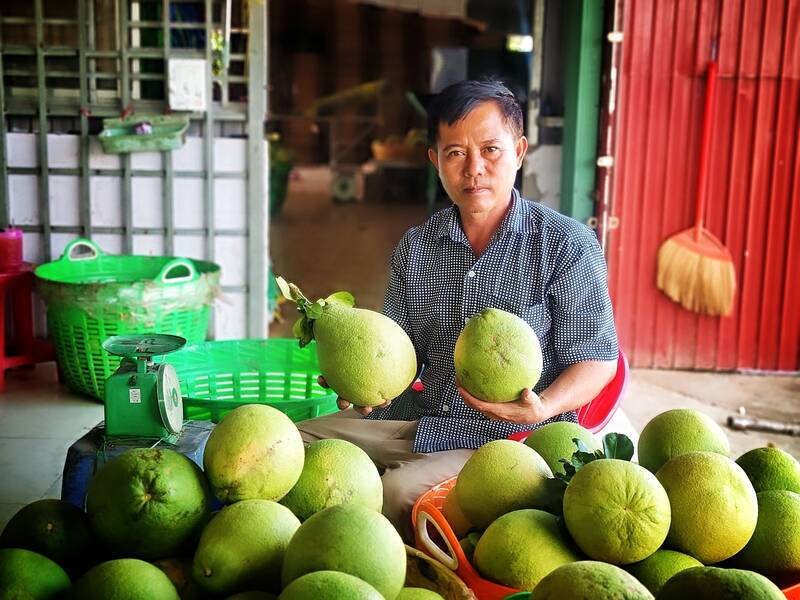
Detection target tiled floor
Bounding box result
[0,363,103,527]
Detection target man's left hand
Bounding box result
[457,384,550,424]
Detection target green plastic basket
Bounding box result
[98,114,189,154]
[35,238,220,399]
[165,338,338,423]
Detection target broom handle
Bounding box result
[694,60,718,240]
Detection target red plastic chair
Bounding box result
[508,350,629,443]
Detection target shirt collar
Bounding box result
[436,188,532,241]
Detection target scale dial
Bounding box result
[157,363,184,434]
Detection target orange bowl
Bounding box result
[412,477,800,600]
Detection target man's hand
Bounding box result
[457,382,550,424]
[317,376,392,416]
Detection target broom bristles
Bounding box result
[656,232,736,317]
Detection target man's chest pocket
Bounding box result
[489,296,551,340]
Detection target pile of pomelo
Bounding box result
[0,403,442,600]
[444,410,800,598]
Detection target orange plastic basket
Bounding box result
[412,477,517,600]
[412,477,800,600]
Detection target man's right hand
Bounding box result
[317,376,391,416]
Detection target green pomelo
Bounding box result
[193,499,300,596]
[474,509,579,589]
[458,531,481,564]
[281,504,406,600]
[441,485,472,539]
[0,498,95,577]
[314,302,417,407]
[396,587,445,599]
[731,490,800,576]
[69,558,180,600]
[278,570,383,600]
[86,448,212,560]
[563,459,671,565]
[203,404,305,503]
[655,566,784,599]
[280,439,382,520]
[524,422,600,475]
[225,593,276,600]
[736,447,800,493]
[454,308,543,403]
[0,548,70,600]
[637,409,730,473]
[656,451,757,564]
[626,550,702,595]
[454,439,553,529]
[530,560,654,600]
[153,557,205,600]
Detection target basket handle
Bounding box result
[415,502,460,571]
[63,238,103,262]
[158,258,198,284]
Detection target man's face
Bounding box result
[428,101,528,216]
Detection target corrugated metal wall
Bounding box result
[608,0,799,372]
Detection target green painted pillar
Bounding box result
[561,0,604,223]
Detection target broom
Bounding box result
[656,59,736,317]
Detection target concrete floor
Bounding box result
[0,166,797,530]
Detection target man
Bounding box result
[298,79,618,541]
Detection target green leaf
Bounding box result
[556,460,576,483]
[298,319,315,348]
[306,301,324,319]
[325,291,355,307]
[275,276,293,301]
[573,438,593,454]
[292,316,306,340]
[537,477,568,516]
[602,433,635,461]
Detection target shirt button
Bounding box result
[442,404,450,413]
[467,270,476,278]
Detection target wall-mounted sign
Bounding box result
[168,58,208,111]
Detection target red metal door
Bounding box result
[607,0,800,372]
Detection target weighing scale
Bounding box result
[101,334,186,444]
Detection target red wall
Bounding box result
[608,0,799,371]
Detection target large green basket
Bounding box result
[35,238,220,399]
[165,338,339,423]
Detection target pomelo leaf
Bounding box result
[602,433,634,461]
[306,301,324,319]
[276,276,292,300]
[326,291,356,307]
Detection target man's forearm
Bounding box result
[540,359,618,419]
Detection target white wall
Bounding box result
[7,133,263,340]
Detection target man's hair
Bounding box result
[427,79,524,147]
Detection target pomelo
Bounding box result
[279,280,417,407]
[454,439,553,529]
[280,439,382,520]
[656,566,784,599]
[656,451,757,564]
[523,422,600,475]
[626,549,702,595]
[203,404,305,503]
[563,459,671,564]
[637,409,729,473]
[281,504,406,600]
[0,498,94,577]
[530,560,654,600]
[0,547,70,600]
[396,588,445,599]
[731,490,800,577]
[441,485,472,539]
[193,499,300,595]
[473,509,580,589]
[278,570,383,600]
[86,448,212,559]
[454,308,542,403]
[69,558,180,600]
[736,447,800,493]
